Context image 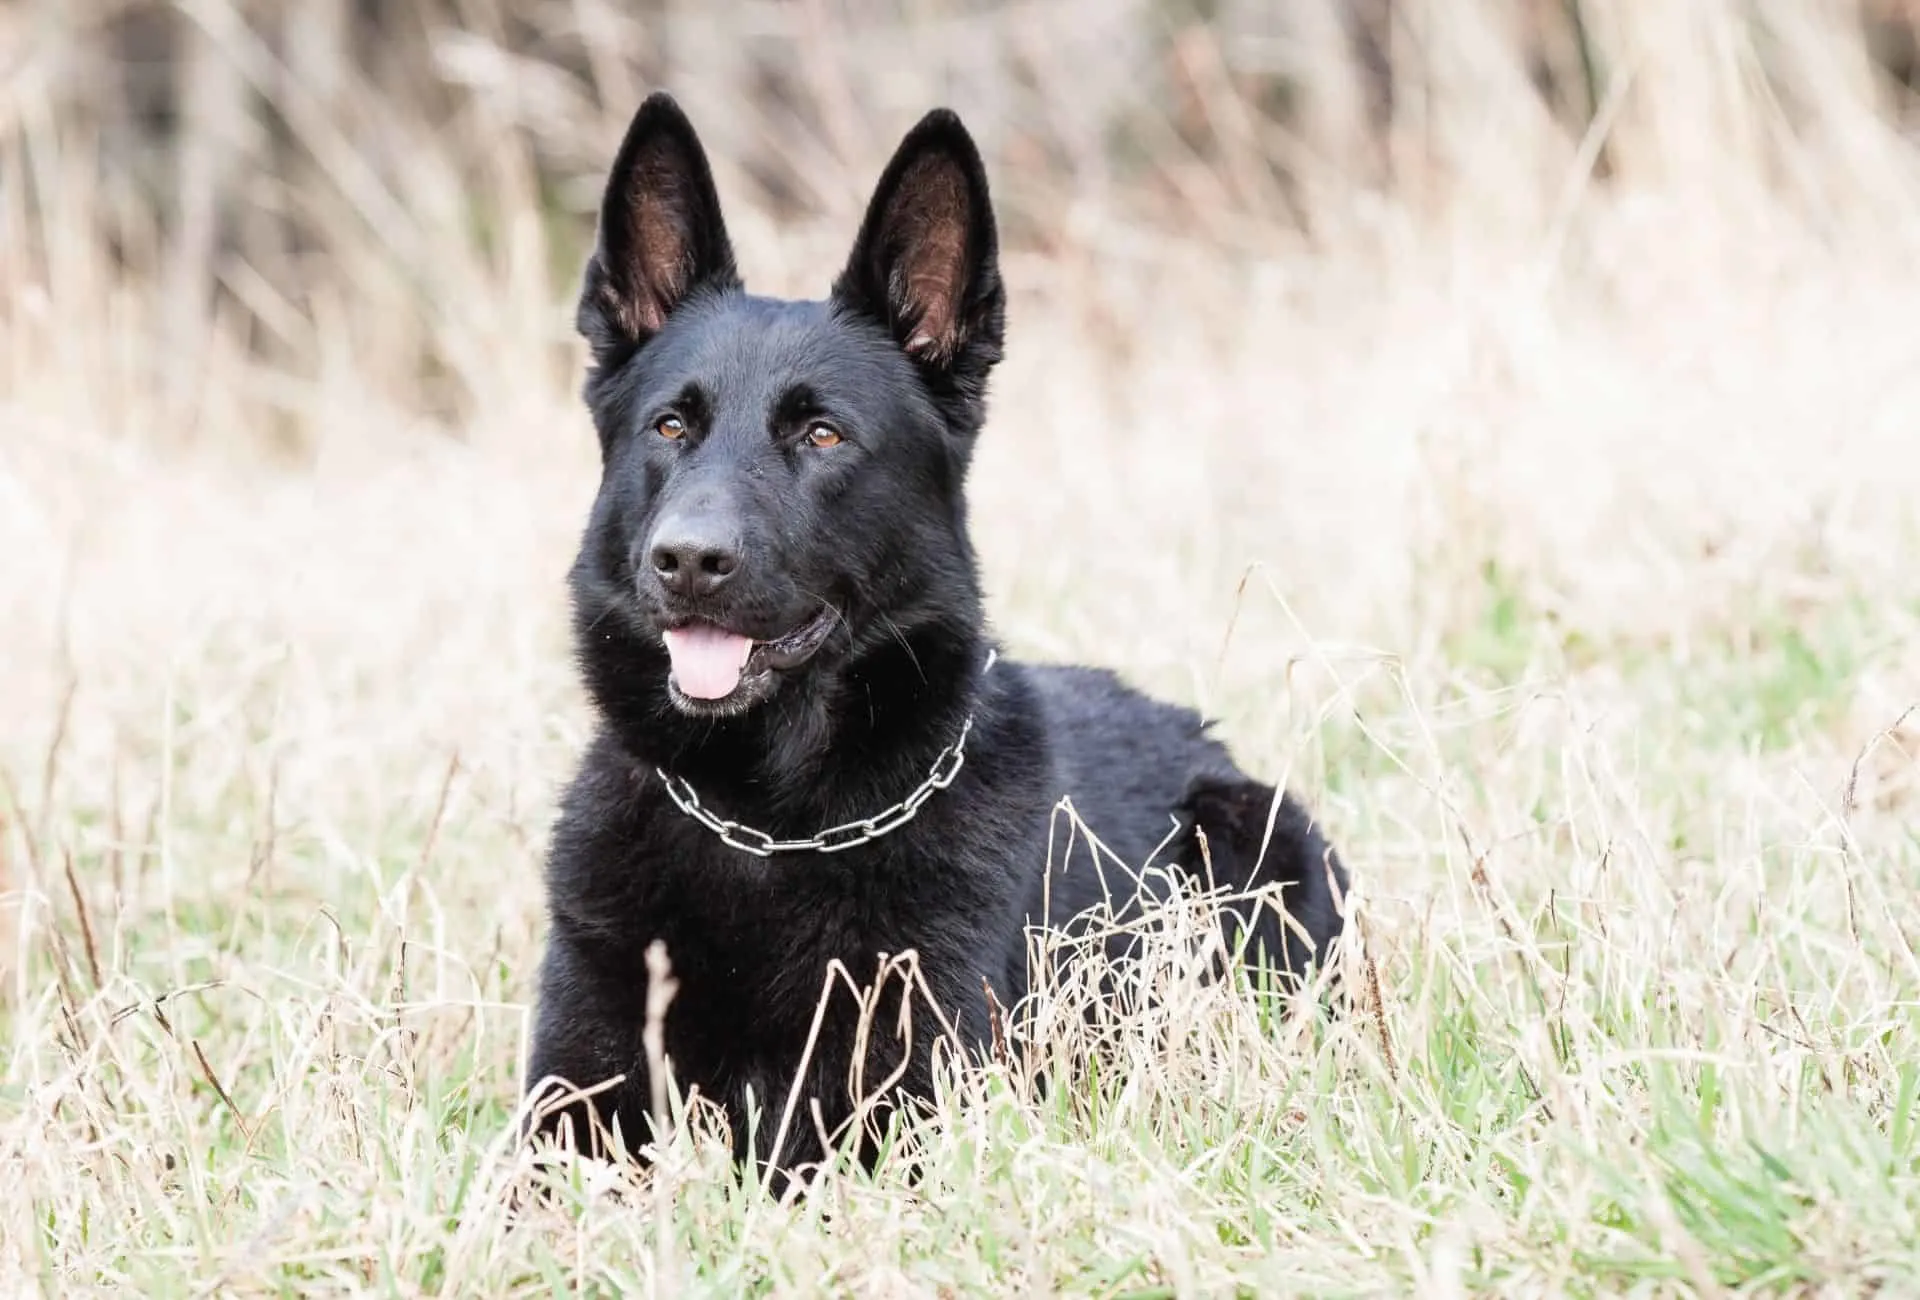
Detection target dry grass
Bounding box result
[5,1,1920,1294]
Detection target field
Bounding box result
[4,1,1920,1294]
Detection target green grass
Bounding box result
[6,547,1918,1294]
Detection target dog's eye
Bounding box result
[655,415,686,441]
[805,422,843,449]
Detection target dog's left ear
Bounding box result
[834,110,1005,387]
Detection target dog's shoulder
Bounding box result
[541,729,691,941]
[548,728,645,849]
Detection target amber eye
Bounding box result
[655,414,686,440]
[805,422,843,449]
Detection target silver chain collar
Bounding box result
[655,715,974,858]
[655,650,995,859]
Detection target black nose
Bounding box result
[648,518,742,599]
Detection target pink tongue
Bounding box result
[663,624,754,700]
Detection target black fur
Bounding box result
[524,92,1348,1178]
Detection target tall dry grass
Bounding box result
[4,1,1920,1293]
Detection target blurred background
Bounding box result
[8,0,1920,455]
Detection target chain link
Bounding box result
[655,715,975,858]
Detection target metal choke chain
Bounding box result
[655,715,974,858]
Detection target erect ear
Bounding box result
[577,92,739,366]
[832,109,1004,379]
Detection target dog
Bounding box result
[522,92,1349,1179]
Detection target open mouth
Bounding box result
[661,606,840,705]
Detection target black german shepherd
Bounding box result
[523,92,1348,1177]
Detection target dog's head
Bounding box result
[569,93,1004,726]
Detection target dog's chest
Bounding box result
[642,859,957,1066]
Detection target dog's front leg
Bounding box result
[521,935,656,1166]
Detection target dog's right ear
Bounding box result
[577,92,739,367]
[833,110,1004,397]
